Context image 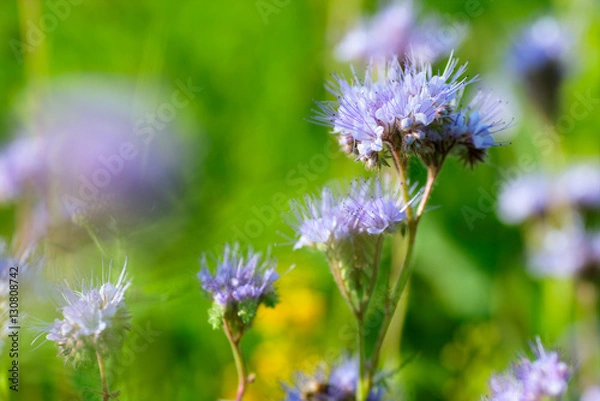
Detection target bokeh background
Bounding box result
[1,0,599,400]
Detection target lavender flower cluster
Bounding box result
[485,339,570,401]
[313,55,505,169]
[498,163,600,278]
[198,245,279,332]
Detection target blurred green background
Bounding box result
[1,0,599,400]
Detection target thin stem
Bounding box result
[356,314,369,401]
[416,166,439,221]
[223,320,248,401]
[96,350,111,401]
[85,224,109,258]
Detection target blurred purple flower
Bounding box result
[582,386,600,401]
[507,16,572,120]
[497,173,553,224]
[527,225,593,278]
[0,76,186,242]
[46,262,131,363]
[498,163,600,225]
[198,245,278,329]
[335,1,465,64]
[0,137,45,203]
[558,163,600,209]
[313,55,505,168]
[486,338,570,401]
[508,17,570,78]
[283,356,384,401]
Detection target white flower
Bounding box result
[47,262,131,362]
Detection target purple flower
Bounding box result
[335,1,465,64]
[558,163,600,209]
[497,173,553,224]
[527,224,593,278]
[0,76,185,243]
[46,262,131,363]
[291,177,408,251]
[508,16,570,78]
[508,16,571,120]
[313,55,505,168]
[290,177,410,308]
[198,245,279,329]
[485,338,570,401]
[283,356,384,401]
[445,92,506,166]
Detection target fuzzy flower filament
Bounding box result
[198,245,279,335]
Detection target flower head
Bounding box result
[198,245,279,331]
[485,338,570,401]
[283,356,384,401]
[291,177,408,251]
[46,262,131,363]
[313,55,506,169]
[291,177,410,307]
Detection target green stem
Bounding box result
[366,152,441,385]
[356,235,384,401]
[330,257,360,317]
[223,320,248,401]
[356,313,369,401]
